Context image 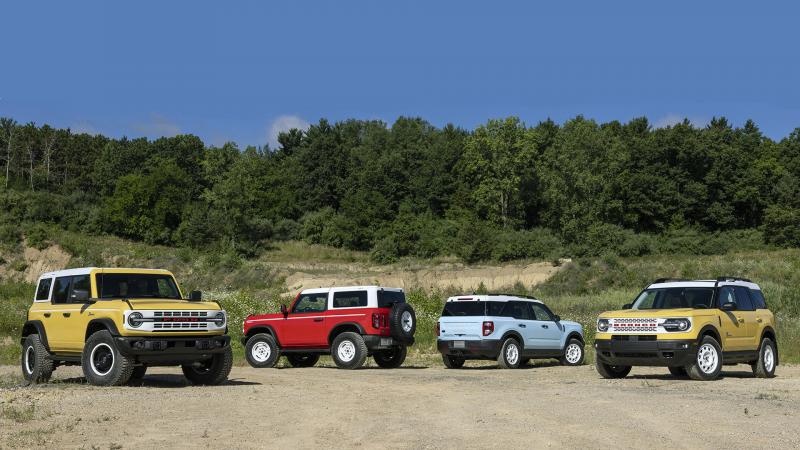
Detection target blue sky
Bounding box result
[1,1,798,147]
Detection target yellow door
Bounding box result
[717,286,749,351]
[45,276,77,352]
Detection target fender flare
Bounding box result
[328,322,366,344]
[563,331,585,349]
[696,324,721,344]
[21,320,49,351]
[499,330,524,345]
[85,318,121,341]
[759,326,779,366]
[245,325,281,347]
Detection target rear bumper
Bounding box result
[437,339,502,359]
[115,335,230,364]
[595,338,696,367]
[363,335,413,350]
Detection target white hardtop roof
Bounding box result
[37,267,173,280]
[300,285,404,294]
[648,279,761,290]
[446,294,542,304]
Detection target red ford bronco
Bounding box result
[242,286,416,369]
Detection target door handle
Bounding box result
[63,313,71,318]
[313,318,323,322]
[43,313,51,318]
[518,324,526,328]
[541,324,549,329]
[756,318,763,323]
[737,317,744,323]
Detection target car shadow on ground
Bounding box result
[52,375,260,388]
[312,365,431,370]
[626,369,757,381]
[455,360,563,370]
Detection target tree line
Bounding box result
[1,115,799,263]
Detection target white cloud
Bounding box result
[267,115,310,148]
[133,113,180,138]
[653,114,709,129]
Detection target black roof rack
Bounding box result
[716,276,752,283]
[651,278,688,284]
[476,293,539,300]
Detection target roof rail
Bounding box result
[651,278,688,284]
[484,293,539,300]
[716,276,752,283]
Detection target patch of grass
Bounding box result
[0,373,24,388]
[754,393,779,400]
[1,403,36,422]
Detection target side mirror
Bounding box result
[188,290,202,301]
[280,304,289,318]
[721,301,737,311]
[71,290,90,303]
[622,303,632,310]
[553,315,561,322]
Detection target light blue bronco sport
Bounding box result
[436,294,585,369]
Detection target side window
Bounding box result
[332,291,368,308]
[35,278,52,301]
[505,301,532,320]
[69,275,91,303]
[749,289,767,309]
[52,277,72,304]
[485,301,505,316]
[530,303,553,321]
[292,293,328,313]
[734,287,755,311]
[718,286,737,308]
[377,290,405,307]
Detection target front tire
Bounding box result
[559,339,585,366]
[182,346,233,385]
[286,354,320,368]
[245,333,279,368]
[331,332,367,369]
[497,338,522,369]
[21,334,54,384]
[686,336,722,381]
[751,338,777,378]
[595,359,631,379]
[82,330,135,386]
[442,354,465,369]
[373,346,407,368]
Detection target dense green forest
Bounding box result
[1,116,799,263]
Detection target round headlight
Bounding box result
[214,312,225,326]
[597,319,609,332]
[678,319,689,331]
[128,312,144,328]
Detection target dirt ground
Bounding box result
[1,361,798,449]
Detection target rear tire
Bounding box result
[245,333,279,368]
[286,354,320,368]
[389,303,416,344]
[373,346,407,368]
[686,336,722,381]
[559,339,585,366]
[497,338,522,369]
[331,332,367,369]
[668,366,687,377]
[182,346,233,385]
[82,330,135,386]
[595,359,631,379]
[751,338,777,378]
[442,354,465,369]
[21,334,54,384]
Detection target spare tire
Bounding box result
[389,302,416,344]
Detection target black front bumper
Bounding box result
[595,337,696,367]
[115,335,230,363]
[438,339,502,359]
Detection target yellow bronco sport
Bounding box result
[20,267,232,386]
[595,277,777,381]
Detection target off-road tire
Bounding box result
[559,339,585,366]
[286,354,320,368]
[182,346,233,385]
[389,303,416,344]
[331,332,368,369]
[686,336,722,381]
[245,333,280,368]
[668,366,687,377]
[497,337,522,369]
[595,359,632,379]
[442,354,465,369]
[751,338,777,378]
[82,330,135,386]
[21,334,54,384]
[373,346,407,368]
[130,366,147,380]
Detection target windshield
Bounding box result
[96,273,181,299]
[631,287,714,310]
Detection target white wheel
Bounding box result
[89,343,115,377]
[506,342,519,365]
[337,340,356,363]
[401,311,414,333]
[251,341,271,363]
[565,343,582,364]
[696,343,719,375]
[763,345,775,372]
[24,346,35,375]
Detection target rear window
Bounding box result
[442,301,508,317]
[378,290,406,308]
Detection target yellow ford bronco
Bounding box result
[594,277,777,381]
[20,267,232,386]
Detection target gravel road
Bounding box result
[1,361,798,449]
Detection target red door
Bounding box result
[282,292,329,347]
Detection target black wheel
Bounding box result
[751,338,777,378]
[497,338,522,369]
[595,358,632,379]
[373,346,407,368]
[182,346,233,385]
[442,354,465,369]
[130,366,147,380]
[686,336,722,381]
[331,332,367,369]
[21,334,54,384]
[559,339,585,366]
[82,330,135,386]
[286,354,320,368]
[389,303,416,344]
[668,366,687,377]
[245,333,280,368]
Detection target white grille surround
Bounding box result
[123,310,226,332]
[600,317,692,334]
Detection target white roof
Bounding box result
[37,267,173,280]
[445,294,542,304]
[649,279,761,290]
[300,285,404,294]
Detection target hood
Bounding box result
[122,299,222,310]
[559,320,582,330]
[246,312,284,321]
[598,308,702,319]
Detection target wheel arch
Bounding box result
[20,320,50,351]
[760,326,779,366]
[245,325,280,346]
[84,319,121,341]
[328,322,365,345]
[563,331,584,350]
[500,330,523,344]
[697,325,721,345]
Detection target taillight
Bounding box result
[482,321,494,336]
[372,313,380,329]
[435,322,440,336]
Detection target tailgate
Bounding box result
[438,317,483,339]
